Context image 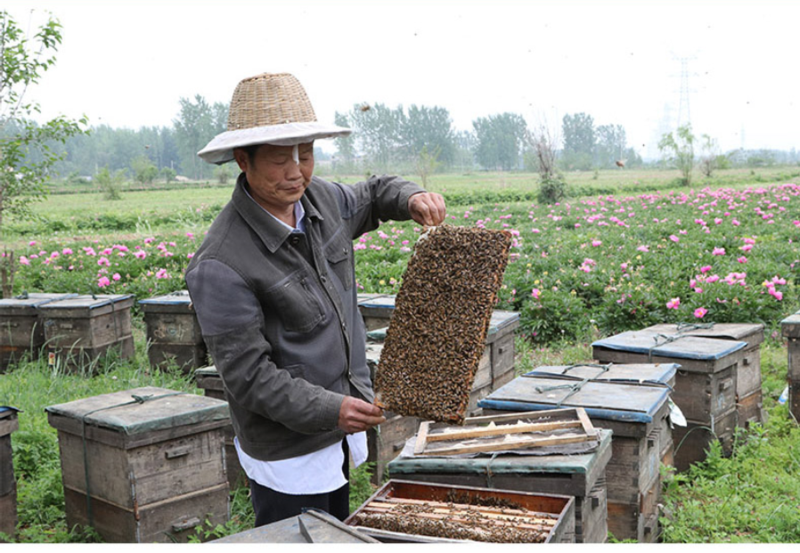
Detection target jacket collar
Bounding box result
[232,173,324,253]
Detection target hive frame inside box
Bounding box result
[345,479,576,543]
[388,424,612,544]
[46,387,231,543]
[479,371,673,543]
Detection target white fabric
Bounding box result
[233,193,368,494]
[235,433,368,495]
[198,121,351,165]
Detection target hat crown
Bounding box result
[227,73,318,131]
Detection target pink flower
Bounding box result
[50,251,60,259]
[62,248,73,255]
[669,235,680,243]
[700,265,712,273]
[144,238,154,244]
[737,256,748,264]
[97,257,110,267]
[186,232,194,239]
[28,241,37,246]
[769,288,784,301]
[712,247,726,256]
[666,298,680,309]
[592,240,602,247]
[741,244,753,252]
[19,256,30,266]
[531,288,541,299]
[97,276,111,288]
[83,247,96,256]
[112,273,121,281]
[187,253,194,259]
[637,245,649,252]
[155,269,169,279]
[134,251,147,260]
[694,307,708,319]
[706,275,720,284]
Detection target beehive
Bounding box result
[781,312,800,421]
[46,387,230,543]
[645,323,765,428]
[372,226,512,425]
[592,330,747,471]
[365,309,519,484]
[39,294,135,372]
[139,291,207,372]
[0,293,77,372]
[388,425,611,543]
[479,369,674,543]
[346,479,575,543]
[0,407,19,541]
[194,366,246,489]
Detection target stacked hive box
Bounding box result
[592,330,747,472]
[0,407,19,541]
[39,294,135,372]
[362,306,520,483]
[388,428,612,543]
[46,387,231,543]
[645,323,765,429]
[781,312,800,421]
[139,291,207,372]
[194,366,246,489]
[0,293,77,372]
[479,364,676,543]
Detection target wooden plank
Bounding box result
[420,432,595,456]
[413,421,430,455]
[426,419,582,443]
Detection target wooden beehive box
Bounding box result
[592,330,747,471]
[479,373,673,543]
[346,479,575,543]
[46,387,231,543]
[0,293,77,372]
[781,312,800,421]
[388,415,611,544]
[0,407,19,541]
[194,366,246,489]
[39,294,135,372]
[139,291,207,372]
[212,509,379,543]
[645,323,765,428]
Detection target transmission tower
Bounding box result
[672,54,696,131]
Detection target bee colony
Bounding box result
[374,225,512,424]
[346,480,575,543]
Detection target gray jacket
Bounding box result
[185,173,422,461]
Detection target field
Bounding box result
[1,166,800,542]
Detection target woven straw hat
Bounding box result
[197,73,351,165]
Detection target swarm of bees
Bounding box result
[374,225,512,424]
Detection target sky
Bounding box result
[4,0,798,159]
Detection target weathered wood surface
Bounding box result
[64,482,229,543]
[606,471,661,543]
[577,477,608,544]
[41,295,134,347]
[672,407,737,472]
[0,486,16,540]
[57,427,227,508]
[604,430,661,504]
[213,510,379,543]
[480,375,669,423]
[788,339,800,380]
[672,365,737,423]
[140,292,206,371]
[346,479,575,544]
[737,389,765,430]
[388,428,612,498]
[781,313,800,339]
[0,435,14,497]
[592,330,747,374]
[644,323,764,347]
[367,412,419,484]
[525,363,678,388]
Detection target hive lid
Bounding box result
[194,365,220,377]
[138,290,192,306]
[644,323,764,347]
[479,375,669,423]
[0,406,20,418]
[39,294,135,310]
[524,363,678,386]
[45,386,229,435]
[0,292,78,309]
[591,330,747,360]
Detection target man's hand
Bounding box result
[338,396,386,434]
[408,192,446,227]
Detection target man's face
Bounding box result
[233,142,314,215]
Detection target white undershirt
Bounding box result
[238,191,368,494]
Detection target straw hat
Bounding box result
[197,73,351,165]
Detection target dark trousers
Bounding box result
[249,440,350,527]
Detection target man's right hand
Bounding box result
[338,396,386,434]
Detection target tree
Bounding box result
[595,124,627,169]
[472,113,528,171]
[332,111,356,172]
[415,145,441,189]
[659,124,695,186]
[348,103,402,172]
[95,166,125,200]
[131,154,158,185]
[699,134,720,178]
[1,11,87,296]
[173,95,227,180]
[400,105,456,167]
[529,122,568,204]
[561,113,595,170]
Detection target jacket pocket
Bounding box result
[265,272,324,333]
[325,236,353,291]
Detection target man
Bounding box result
[185,73,446,526]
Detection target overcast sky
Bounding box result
[4,0,798,158]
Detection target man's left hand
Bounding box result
[408,192,446,227]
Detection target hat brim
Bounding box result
[197,122,352,165]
